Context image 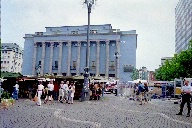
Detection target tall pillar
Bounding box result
[32,42,37,75]
[49,42,54,74]
[116,40,120,79]
[76,41,81,76]
[105,40,110,78]
[67,41,71,76]
[96,41,100,76]
[40,42,46,76]
[87,40,90,68]
[58,42,63,75]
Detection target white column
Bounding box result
[76,41,81,76]
[105,40,109,78]
[67,41,71,76]
[49,42,54,74]
[40,42,46,76]
[116,40,120,79]
[58,42,63,75]
[96,41,100,76]
[32,42,37,75]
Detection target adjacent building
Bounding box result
[22,24,137,81]
[175,0,192,53]
[138,67,148,80]
[1,43,23,73]
[161,57,173,66]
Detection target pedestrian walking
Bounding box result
[68,83,75,104]
[37,81,44,106]
[62,81,69,103]
[58,85,64,102]
[0,85,4,103]
[143,83,149,104]
[138,81,145,105]
[53,81,59,100]
[176,81,192,117]
[14,81,19,100]
[44,80,54,104]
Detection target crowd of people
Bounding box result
[132,81,151,105]
[33,80,75,106]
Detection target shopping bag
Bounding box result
[33,95,38,102]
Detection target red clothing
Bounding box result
[54,83,59,91]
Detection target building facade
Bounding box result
[175,0,192,54]
[1,43,23,73]
[22,24,137,81]
[161,57,173,66]
[148,71,156,82]
[138,67,148,81]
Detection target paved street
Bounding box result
[0,94,192,128]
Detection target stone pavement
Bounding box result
[0,95,192,128]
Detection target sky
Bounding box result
[1,0,179,71]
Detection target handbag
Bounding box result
[33,95,38,102]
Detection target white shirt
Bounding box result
[62,84,69,91]
[47,84,54,91]
[182,85,192,92]
[15,84,19,90]
[38,84,44,90]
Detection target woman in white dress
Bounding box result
[68,83,75,104]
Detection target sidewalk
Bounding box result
[0,95,192,128]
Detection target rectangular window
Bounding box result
[111,43,115,46]
[7,61,9,63]
[91,61,96,70]
[73,61,76,69]
[109,61,115,71]
[55,61,58,68]
[92,43,96,46]
[38,61,41,66]
[90,30,97,34]
[71,31,78,34]
[101,43,105,46]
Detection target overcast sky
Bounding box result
[1,0,179,71]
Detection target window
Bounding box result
[92,43,96,46]
[73,61,76,69]
[7,61,9,64]
[111,43,115,46]
[71,31,78,34]
[55,61,58,68]
[90,30,97,34]
[91,61,96,70]
[38,61,41,66]
[101,43,105,46]
[4,61,6,64]
[109,61,115,71]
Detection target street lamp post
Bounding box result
[81,0,97,101]
[114,52,120,96]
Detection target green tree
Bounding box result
[155,40,192,80]
[130,68,139,80]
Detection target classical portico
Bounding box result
[32,40,120,78]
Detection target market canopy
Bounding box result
[0,72,23,78]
